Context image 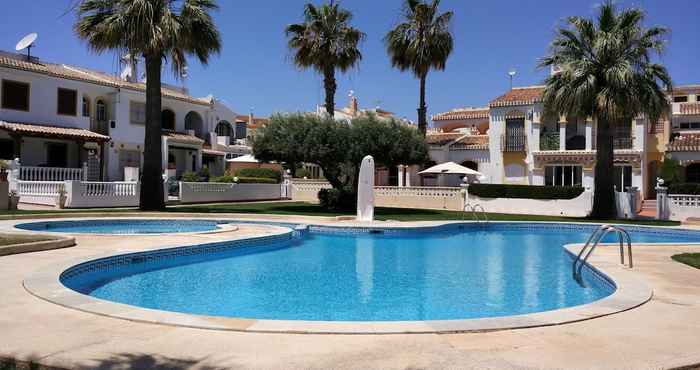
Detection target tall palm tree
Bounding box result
[286,2,364,118]
[540,1,671,219]
[385,0,453,136]
[75,0,221,210]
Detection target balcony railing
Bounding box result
[613,137,633,150]
[501,134,527,152]
[539,132,560,151]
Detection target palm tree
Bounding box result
[286,2,364,118]
[385,0,453,136]
[540,1,671,219]
[75,0,221,210]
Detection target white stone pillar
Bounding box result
[405,166,412,187]
[585,120,593,151]
[397,165,404,187]
[559,117,567,151]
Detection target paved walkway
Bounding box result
[1,217,700,369]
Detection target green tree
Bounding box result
[285,2,364,118]
[539,1,671,218]
[384,0,453,136]
[75,0,221,210]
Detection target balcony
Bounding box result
[501,134,527,152]
[672,102,700,116]
[613,137,633,150]
[539,132,560,151]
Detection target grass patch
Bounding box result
[0,234,56,246]
[671,253,700,269]
[0,201,680,226]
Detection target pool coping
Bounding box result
[9,217,240,236]
[18,218,681,334]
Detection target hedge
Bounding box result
[234,168,281,183]
[318,188,356,210]
[669,183,700,195]
[209,176,277,184]
[469,184,585,200]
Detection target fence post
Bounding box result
[82,162,88,181]
[656,185,668,220]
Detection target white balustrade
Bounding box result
[374,186,462,210]
[19,166,86,181]
[15,181,65,206]
[179,182,282,204]
[666,194,700,221]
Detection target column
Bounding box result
[99,141,106,181]
[559,116,567,151]
[404,166,412,187]
[397,165,404,187]
[585,119,593,151]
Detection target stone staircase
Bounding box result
[638,199,657,218]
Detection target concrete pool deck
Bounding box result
[1,214,700,369]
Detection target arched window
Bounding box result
[687,163,700,183]
[162,109,175,130]
[82,97,90,117]
[184,111,204,138]
[96,100,107,121]
[215,120,233,137]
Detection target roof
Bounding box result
[432,108,489,121]
[0,52,212,106]
[236,115,269,129]
[163,130,204,145]
[489,86,544,108]
[425,132,463,145]
[453,135,489,150]
[202,148,226,156]
[418,162,483,176]
[667,134,700,152]
[0,121,110,142]
[679,103,700,116]
[673,85,700,95]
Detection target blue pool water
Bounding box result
[17,219,227,234]
[62,223,700,321]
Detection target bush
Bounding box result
[669,183,700,195]
[210,175,235,183]
[295,167,311,179]
[469,184,585,200]
[318,188,356,210]
[181,171,200,182]
[234,168,281,183]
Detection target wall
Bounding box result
[468,191,593,217]
[179,182,282,204]
[375,186,462,210]
[291,180,332,202]
[666,195,700,221]
[65,180,139,208]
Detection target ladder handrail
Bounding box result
[462,203,488,224]
[573,224,633,280]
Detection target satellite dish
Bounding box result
[15,33,38,60]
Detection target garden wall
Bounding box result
[179,182,282,204]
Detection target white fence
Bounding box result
[64,181,139,208]
[375,186,463,211]
[291,180,333,202]
[666,194,700,222]
[467,191,593,217]
[179,182,283,204]
[20,166,86,181]
[15,181,65,206]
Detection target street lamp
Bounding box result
[508,68,517,90]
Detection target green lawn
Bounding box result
[0,201,679,226]
[671,253,700,269]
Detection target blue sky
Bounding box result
[1,1,698,124]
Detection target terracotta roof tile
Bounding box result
[489,86,544,107]
[453,135,489,148]
[236,115,269,129]
[667,134,700,152]
[0,121,110,142]
[0,52,212,106]
[432,108,489,121]
[425,132,463,145]
[163,130,204,145]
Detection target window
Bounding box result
[82,97,90,117]
[130,101,146,124]
[46,143,68,167]
[545,165,583,186]
[674,121,700,130]
[96,100,107,121]
[119,150,141,168]
[673,95,688,103]
[57,88,77,116]
[215,121,233,137]
[1,79,30,111]
[614,165,633,192]
[161,109,175,130]
[0,139,14,160]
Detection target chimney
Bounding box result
[349,96,359,116]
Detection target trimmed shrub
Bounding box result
[234,168,281,183]
[181,171,200,182]
[210,175,235,183]
[669,183,700,195]
[295,167,312,179]
[318,188,356,210]
[469,184,584,200]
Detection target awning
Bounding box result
[418,162,483,176]
[226,154,258,163]
[202,148,226,156]
[0,120,110,142]
[163,130,204,146]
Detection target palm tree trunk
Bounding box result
[417,73,427,136]
[591,116,617,218]
[140,55,165,211]
[323,66,336,118]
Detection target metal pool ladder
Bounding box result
[572,224,633,280]
[462,203,488,224]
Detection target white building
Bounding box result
[0,50,248,181]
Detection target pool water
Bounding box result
[63,223,700,321]
[17,219,227,234]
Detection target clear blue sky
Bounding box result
[1,1,698,124]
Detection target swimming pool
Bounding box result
[60,222,700,322]
[16,219,230,234]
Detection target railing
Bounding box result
[572,225,632,282]
[613,137,633,150]
[19,166,86,181]
[462,203,488,223]
[501,134,527,152]
[539,132,560,151]
[15,181,64,206]
[668,194,700,208]
[79,181,138,197]
[374,186,462,211]
[374,186,461,198]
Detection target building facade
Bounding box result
[0,50,248,181]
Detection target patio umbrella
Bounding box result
[418,162,483,177]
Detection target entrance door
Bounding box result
[647,161,659,199]
[46,143,68,167]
